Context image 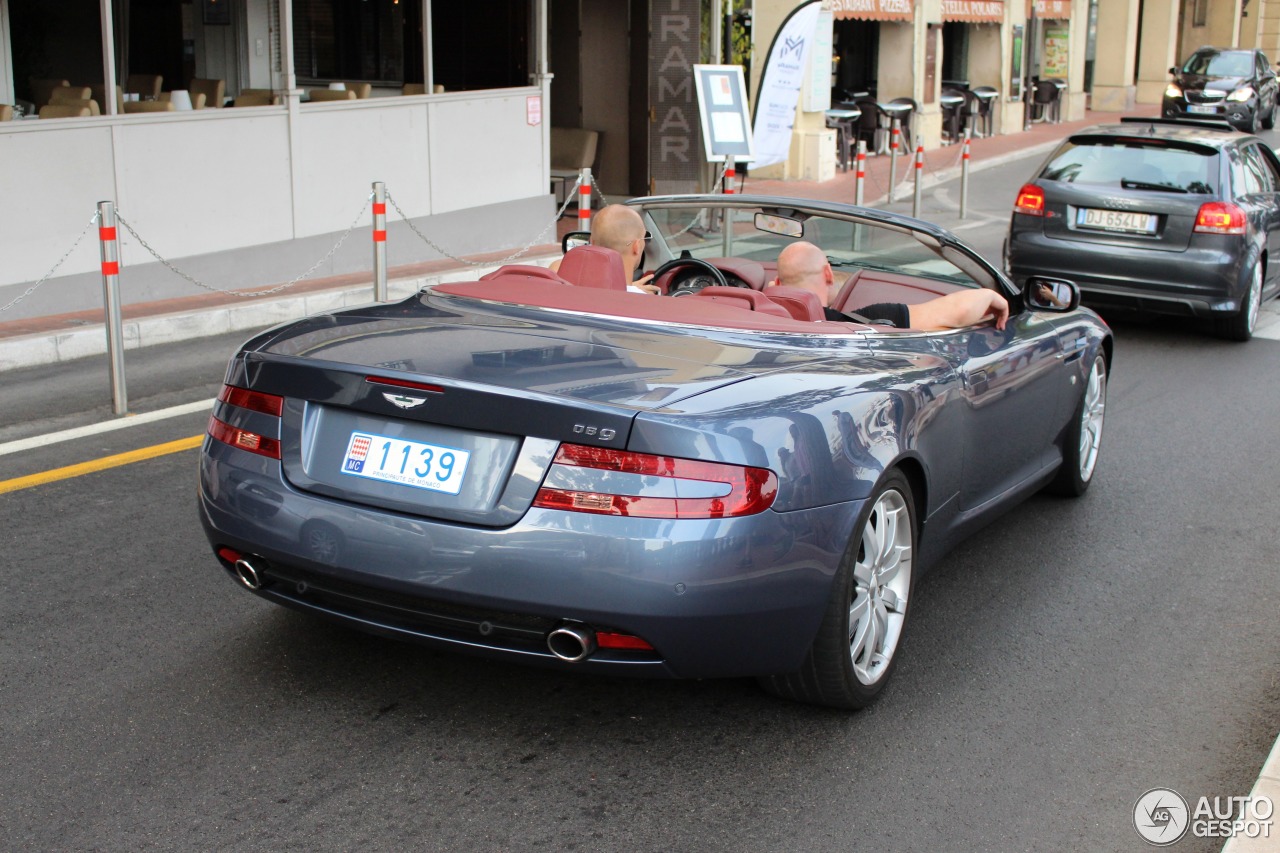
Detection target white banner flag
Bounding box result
[751,2,821,169]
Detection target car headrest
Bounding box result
[557,245,629,291]
[766,286,825,321]
[690,286,792,318]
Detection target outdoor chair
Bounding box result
[125,74,163,100]
[38,104,91,118]
[189,78,225,109]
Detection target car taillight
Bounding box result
[209,384,284,459]
[217,384,284,417]
[1014,184,1045,216]
[533,443,778,519]
[208,415,281,459]
[1194,202,1246,235]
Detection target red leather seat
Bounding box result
[766,286,826,321]
[557,245,629,291]
[691,286,792,318]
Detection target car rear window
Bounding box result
[1038,138,1218,194]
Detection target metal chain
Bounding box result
[386,178,581,267]
[114,196,372,298]
[0,213,99,314]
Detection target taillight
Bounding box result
[208,415,281,459]
[533,443,777,519]
[1014,184,1045,216]
[1194,202,1246,235]
[217,384,284,417]
[209,384,284,459]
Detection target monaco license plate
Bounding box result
[1187,104,1218,115]
[1077,207,1158,234]
[340,431,471,495]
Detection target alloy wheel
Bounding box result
[849,488,913,685]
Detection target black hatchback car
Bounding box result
[1162,47,1278,133]
[1005,117,1280,340]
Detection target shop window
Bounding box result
[432,1,529,91]
[293,0,414,85]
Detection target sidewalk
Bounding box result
[0,104,1155,373]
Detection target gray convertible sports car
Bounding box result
[199,195,1111,709]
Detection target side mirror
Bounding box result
[1169,66,1178,76]
[561,231,591,253]
[1024,276,1080,312]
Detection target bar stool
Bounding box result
[940,89,966,143]
[967,86,998,137]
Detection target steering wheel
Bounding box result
[652,258,732,296]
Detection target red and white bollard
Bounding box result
[912,144,925,218]
[97,200,127,415]
[887,118,901,202]
[854,141,866,207]
[724,160,736,194]
[960,129,972,219]
[372,181,388,302]
[578,167,593,232]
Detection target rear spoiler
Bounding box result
[1119,116,1238,133]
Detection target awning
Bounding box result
[1031,0,1073,18]
[832,0,914,22]
[942,1,1004,22]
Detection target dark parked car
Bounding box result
[199,195,1111,710]
[1162,47,1278,132]
[1006,117,1280,340]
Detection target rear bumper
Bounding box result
[1008,228,1248,318]
[199,445,860,680]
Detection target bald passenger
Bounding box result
[772,241,1008,330]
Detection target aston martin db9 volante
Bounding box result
[199,195,1111,709]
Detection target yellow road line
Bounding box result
[0,435,204,495]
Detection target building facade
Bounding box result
[751,0,1280,180]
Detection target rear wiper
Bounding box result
[1120,179,1189,193]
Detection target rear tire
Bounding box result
[1048,353,1107,497]
[1217,262,1262,342]
[759,471,916,710]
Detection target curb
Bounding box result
[1222,734,1280,853]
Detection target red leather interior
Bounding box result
[479,265,567,284]
[690,286,792,318]
[434,280,869,334]
[831,269,958,314]
[557,245,629,291]
[766,286,826,321]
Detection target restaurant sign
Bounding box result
[831,0,913,21]
[942,1,1004,22]
[1031,0,1073,18]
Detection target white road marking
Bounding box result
[0,398,214,457]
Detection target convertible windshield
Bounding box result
[642,204,983,287]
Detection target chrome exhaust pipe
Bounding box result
[547,623,597,662]
[233,557,266,591]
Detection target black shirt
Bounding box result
[824,302,910,328]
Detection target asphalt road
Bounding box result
[3,152,1279,852]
